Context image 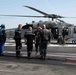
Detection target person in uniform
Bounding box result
[24,27,35,59]
[40,24,51,60]
[35,26,42,55]
[62,27,67,44]
[14,24,22,58]
[0,24,6,55]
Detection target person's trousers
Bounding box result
[15,40,22,57]
[40,41,48,59]
[15,40,22,50]
[27,42,33,57]
[0,42,4,55]
[35,43,41,53]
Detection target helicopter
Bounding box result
[0,6,76,43]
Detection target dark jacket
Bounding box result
[24,30,35,43]
[0,29,6,42]
[14,28,22,40]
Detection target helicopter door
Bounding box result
[51,27,59,39]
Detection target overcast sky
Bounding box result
[0,0,76,29]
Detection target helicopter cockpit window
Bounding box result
[74,28,76,33]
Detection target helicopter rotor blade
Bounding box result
[24,6,76,19]
[62,16,76,18]
[24,6,48,16]
[0,14,76,19]
[0,15,45,18]
[0,4,76,20]
[24,6,66,19]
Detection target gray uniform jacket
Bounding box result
[40,29,51,42]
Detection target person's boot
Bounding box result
[16,51,18,58]
[27,52,31,59]
[16,50,21,58]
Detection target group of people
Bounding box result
[14,24,51,60]
[0,23,51,60]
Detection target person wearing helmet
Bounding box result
[0,24,6,55]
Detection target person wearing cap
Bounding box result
[0,24,6,55]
